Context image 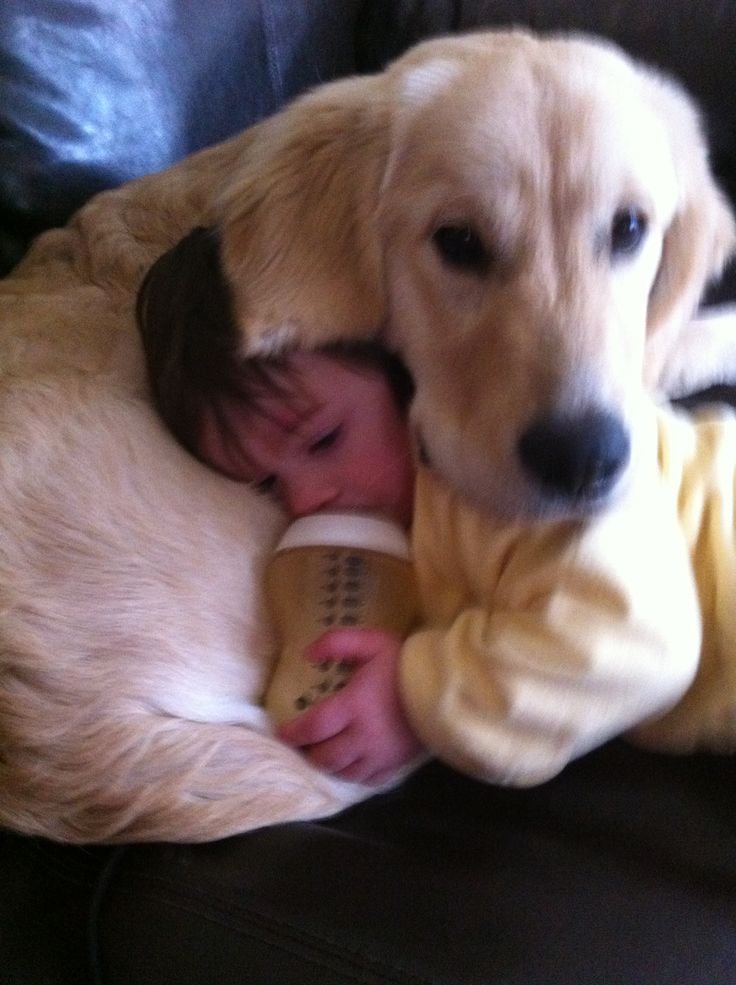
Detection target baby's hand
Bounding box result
[277,627,423,785]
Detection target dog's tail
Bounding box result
[0,708,363,843]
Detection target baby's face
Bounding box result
[198,350,416,526]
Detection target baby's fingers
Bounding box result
[306,627,401,666]
[303,731,364,779]
[278,689,352,748]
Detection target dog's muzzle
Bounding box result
[518,409,630,505]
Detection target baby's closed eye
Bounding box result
[308,426,342,453]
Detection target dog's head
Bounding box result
[220,30,736,520]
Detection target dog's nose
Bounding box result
[518,409,630,501]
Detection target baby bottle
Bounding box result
[264,511,418,726]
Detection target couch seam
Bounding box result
[259,0,284,108]
[106,879,439,985]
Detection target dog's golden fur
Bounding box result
[0,132,373,842]
[1,29,735,842]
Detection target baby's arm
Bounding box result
[279,472,702,787]
[400,492,702,786]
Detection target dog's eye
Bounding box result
[610,208,647,256]
[432,224,490,274]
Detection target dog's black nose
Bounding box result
[518,409,630,501]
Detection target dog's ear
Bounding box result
[217,76,391,356]
[644,72,736,389]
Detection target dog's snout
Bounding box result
[518,410,630,502]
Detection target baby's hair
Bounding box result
[136,226,413,465]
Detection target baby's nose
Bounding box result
[284,480,337,518]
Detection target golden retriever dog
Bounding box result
[1,29,734,843]
[220,29,736,523]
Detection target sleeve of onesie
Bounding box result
[399,482,702,787]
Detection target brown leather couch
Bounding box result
[2,2,735,982]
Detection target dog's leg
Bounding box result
[649,303,736,399]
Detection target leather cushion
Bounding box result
[0,0,363,271]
